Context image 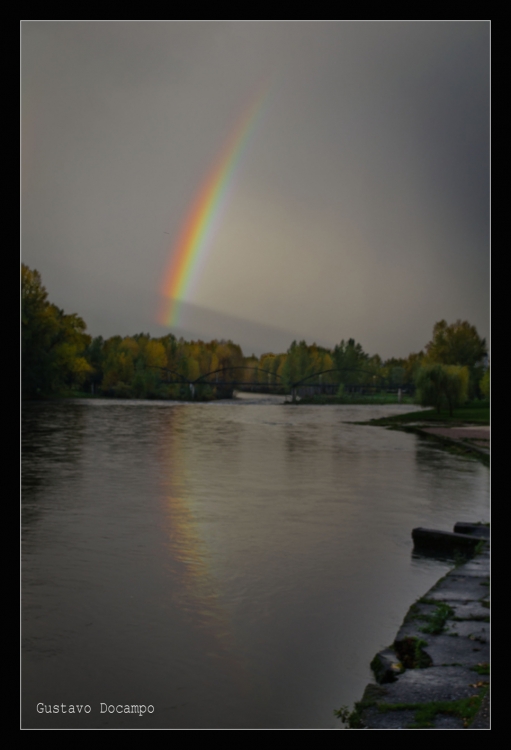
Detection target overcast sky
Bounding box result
[22,22,489,358]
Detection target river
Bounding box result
[21,394,489,728]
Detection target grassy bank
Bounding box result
[365,400,489,426]
[289,393,415,406]
[357,400,490,466]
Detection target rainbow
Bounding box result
[160,85,269,327]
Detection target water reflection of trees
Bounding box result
[22,401,86,535]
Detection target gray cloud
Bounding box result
[22,22,489,359]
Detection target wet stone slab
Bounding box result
[453,523,490,539]
[433,714,466,729]
[358,668,488,729]
[455,559,490,576]
[422,634,489,667]
[359,706,417,729]
[364,666,483,704]
[445,620,489,642]
[360,708,467,730]
[426,575,489,602]
[450,601,490,621]
[412,528,482,554]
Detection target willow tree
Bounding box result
[415,364,469,416]
[425,320,487,398]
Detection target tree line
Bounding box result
[21,264,488,409]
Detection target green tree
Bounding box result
[22,265,58,397]
[425,319,487,366]
[424,320,487,399]
[479,368,490,399]
[50,308,92,391]
[415,364,469,416]
[403,351,425,387]
[332,338,370,385]
[22,265,91,397]
[382,357,406,387]
[281,340,313,387]
[84,336,104,392]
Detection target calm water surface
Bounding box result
[22,394,489,728]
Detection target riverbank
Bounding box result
[356,406,490,466]
[379,423,489,466]
[288,394,415,405]
[340,523,490,729]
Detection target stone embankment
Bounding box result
[350,523,490,729]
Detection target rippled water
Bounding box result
[22,394,489,728]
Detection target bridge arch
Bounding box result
[291,367,387,388]
[288,367,389,402]
[149,364,392,401]
[193,366,285,385]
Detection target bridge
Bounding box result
[150,365,398,401]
